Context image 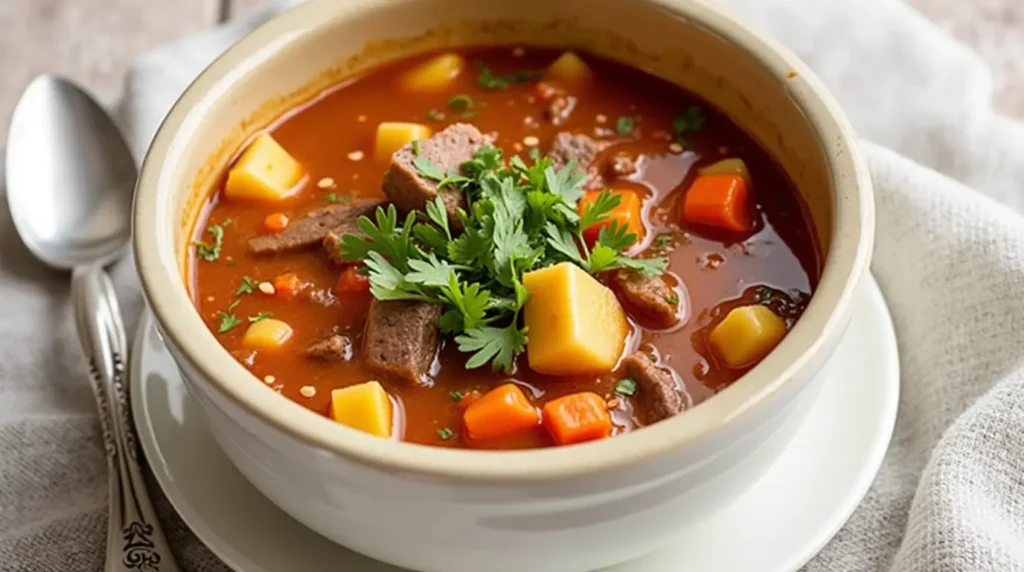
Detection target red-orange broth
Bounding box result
[189,46,821,449]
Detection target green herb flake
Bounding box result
[234,276,258,296]
[194,223,226,261]
[411,140,421,156]
[653,234,673,249]
[436,427,455,440]
[215,302,242,332]
[426,109,443,121]
[756,287,774,304]
[447,94,474,111]
[476,61,542,90]
[615,378,638,397]
[449,390,465,401]
[615,116,636,136]
[248,312,273,323]
[672,105,706,145]
[325,192,341,203]
[665,294,680,305]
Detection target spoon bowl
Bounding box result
[6,75,136,270]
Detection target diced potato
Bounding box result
[375,122,432,163]
[241,318,293,350]
[225,133,304,201]
[330,381,392,438]
[698,158,751,185]
[709,305,787,369]
[399,53,467,92]
[523,262,629,375]
[544,51,593,86]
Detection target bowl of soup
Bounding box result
[133,0,873,570]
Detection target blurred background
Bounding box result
[1,0,1021,137]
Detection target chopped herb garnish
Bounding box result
[325,192,341,203]
[448,94,474,111]
[248,312,273,323]
[615,378,638,397]
[194,223,226,261]
[672,105,706,146]
[653,234,673,249]
[426,109,443,121]
[615,116,636,136]
[436,427,455,440]
[476,61,542,90]
[338,145,666,372]
[450,390,465,401]
[234,276,258,296]
[756,287,774,304]
[528,147,541,161]
[411,140,421,156]
[665,294,680,305]
[460,111,478,119]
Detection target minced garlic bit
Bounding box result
[258,281,275,295]
[523,135,540,147]
[206,295,215,302]
[347,150,365,162]
[512,47,525,57]
[595,114,608,124]
[299,385,316,398]
[317,177,335,189]
[668,143,684,154]
[512,142,524,152]
[263,375,276,385]
[357,114,367,122]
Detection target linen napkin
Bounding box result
[3,0,1024,570]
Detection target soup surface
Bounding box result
[190,47,820,449]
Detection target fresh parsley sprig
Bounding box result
[338,145,666,372]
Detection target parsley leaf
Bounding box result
[248,312,273,323]
[325,192,341,203]
[215,300,242,333]
[476,61,542,90]
[615,378,637,397]
[195,223,226,261]
[448,94,474,111]
[456,322,528,372]
[665,294,680,305]
[436,427,455,440]
[234,276,258,296]
[426,109,443,121]
[413,156,445,181]
[615,116,636,135]
[578,189,622,232]
[449,390,465,401]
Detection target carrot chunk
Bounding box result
[682,174,751,232]
[273,272,304,300]
[263,212,290,233]
[542,392,613,445]
[462,383,540,442]
[578,190,645,245]
[336,265,370,293]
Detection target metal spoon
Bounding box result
[6,76,180,572]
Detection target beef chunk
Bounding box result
[616,272,678,325]
[621,352,685,422]
[322,219,362,266]
[382,123,493,226]
[549,132,609,189]
[247,199,383,255]
[364,299,442,384]
[305,334,353,362]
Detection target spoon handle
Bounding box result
[72,264,181,572]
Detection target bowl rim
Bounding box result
[133,0,874,482]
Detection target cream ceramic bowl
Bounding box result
[133,0,873,570]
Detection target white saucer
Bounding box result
[131,276,899,572]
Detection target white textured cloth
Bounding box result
[2,0,1023,570]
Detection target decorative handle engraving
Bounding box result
[72,265,180,572]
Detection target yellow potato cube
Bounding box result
[709,305,787,369]
[544,51,593,86]
[241,318,293,350]
[375,122,432,163]
[399,53,467,92]
[225,134,305,201]
[698,158,751,185]
[330,381,393,438]
[523,262,629,375]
